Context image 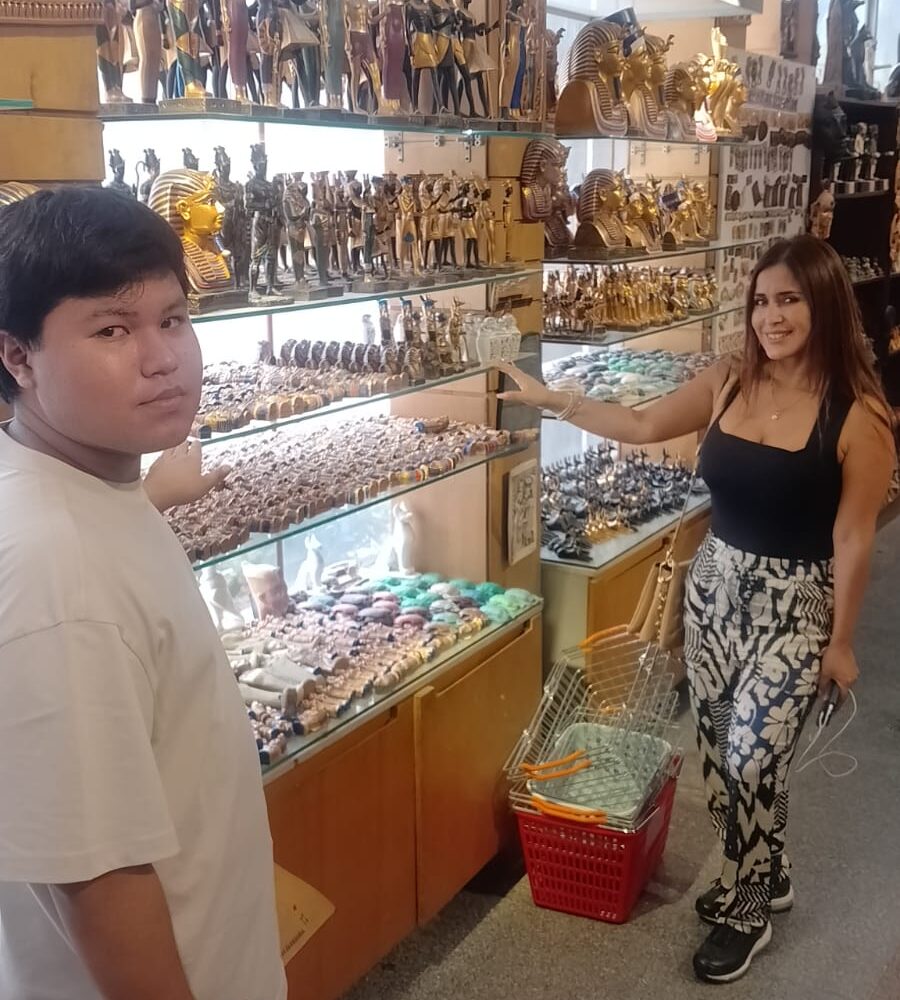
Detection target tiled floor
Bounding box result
[344,518,900,1000]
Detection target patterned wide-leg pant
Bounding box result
[683,533,834,932]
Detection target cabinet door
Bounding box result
[413,615,542,925]
[265,702,417,1000]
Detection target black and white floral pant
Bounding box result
[683,532,834,932]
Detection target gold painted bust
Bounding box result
[663,63,699,142]
[520,138,574,256]
[573,169,630,256]
[622,33,671,140]
[149,169,248,312]
[707,28,747,138]
[555,19,629,138]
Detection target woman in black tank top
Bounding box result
[497,235,895,984]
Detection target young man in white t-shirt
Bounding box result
[0,187,287,1000]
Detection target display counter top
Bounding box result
[0,99,32,111]
[261,600,542,784]
[541,493,711,573]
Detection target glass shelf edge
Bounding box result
[556,132,753,148]
[260,600,543,779]
[200,353,536,447]
[543,237,768,268]
[541,496,711,572]
[99,106,553,139]
[192,268,541,324]
[191,440,533,571]
[0,98,33,110]
[541,304,745,347]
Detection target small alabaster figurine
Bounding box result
[555,18,629,137]
[809,182,836,241]
[243,562,291,619]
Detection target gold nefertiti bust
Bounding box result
[555,19,629,138]
[149,169,236,304]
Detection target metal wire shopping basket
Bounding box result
[506,627,680,831]
[506,628,683,923]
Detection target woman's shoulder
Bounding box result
[839,394,896,457]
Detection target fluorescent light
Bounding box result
[548,0,763,18]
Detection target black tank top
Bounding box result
[699,381,852,560]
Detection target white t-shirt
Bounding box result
[0,427,287,1000]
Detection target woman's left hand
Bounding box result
[818,642,859,699]
[143,439,231,512]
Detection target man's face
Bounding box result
[14,272,201,458]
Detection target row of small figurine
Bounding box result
[556,15,747,142]
[104,144,519,311]
[544,264,719,335]
[98,0,553,124]
[519,138,713,258]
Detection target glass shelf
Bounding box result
[544,237,767,269]
[99,104,553,139]
[192,440,531,571]
[542,303,745,347]
[835,189,890,201]
[0,98,32,111]
[192,268,541,325]
[556,131,751,147]
[541,494,711,572]
[540,384,679,417]
[200,353,535,447]
[851,274,887,287]
[261,600,542,779]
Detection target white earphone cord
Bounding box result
[795,690,858,779]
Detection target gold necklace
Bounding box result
[769,377,808,421]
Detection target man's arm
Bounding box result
[53,865,195,1000]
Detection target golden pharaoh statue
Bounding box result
[555,19,629,138]
[149,169,248,312]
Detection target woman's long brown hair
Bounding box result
[741,234,891,429]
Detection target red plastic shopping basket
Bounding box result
[515,774,677,924]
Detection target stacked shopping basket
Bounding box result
[505,626,682,924]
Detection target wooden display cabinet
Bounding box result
[265,610,542,1000]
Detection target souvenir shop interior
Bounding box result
[2,0,900,996]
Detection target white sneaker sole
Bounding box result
[771,883,795,913]
[696,922,773,984]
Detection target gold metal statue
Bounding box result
[621,32,672,140]
[573,168,629,255]
[520,138,573,256]
[555,18,629,137]
[149,169,247,311]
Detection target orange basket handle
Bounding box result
[525,759,591,782]
[530,797,607,824]
[521,749,587,773]
[579,626,627,650]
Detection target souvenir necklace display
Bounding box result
[542,445,700,561]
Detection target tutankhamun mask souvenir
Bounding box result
[520,138,573,256]
[150,169,248,311]
[555,18,629,137]
[573,169,630,255]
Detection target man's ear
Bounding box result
[0,331,34,392]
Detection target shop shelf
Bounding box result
[541,303,745,347]
[260,600,543,780]
[191,268,541,325]
[539,383,681,418]
[200,353,536,447]
[191,440,532,571]
[543,236,768,269]
[99,103,553,139]
[851,273,887,287]
[0,98,32,111]
[835,189,890,200]
[540,493,711,572]
[556,131,751,147]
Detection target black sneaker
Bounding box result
[693,922,772,983]
[695,875,794,926]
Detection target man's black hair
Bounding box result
[0,186,189,403]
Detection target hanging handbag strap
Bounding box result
[650,369,740,638]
